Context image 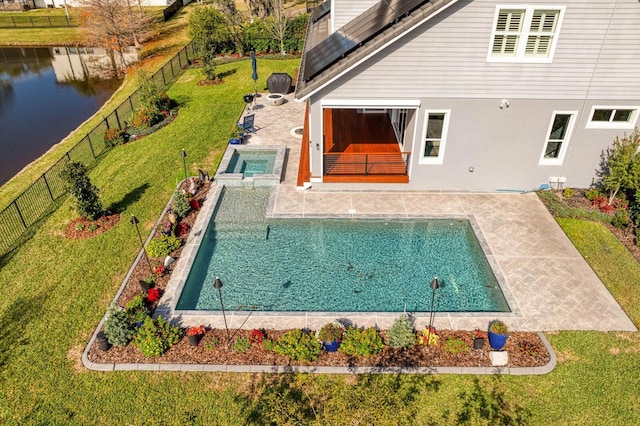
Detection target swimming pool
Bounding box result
[175,187,510,313]
[226,150,275,176]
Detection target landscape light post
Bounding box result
[181,149,187,182]
[427,277,440,345]
[213,277,230,342]
[130,214,153,272]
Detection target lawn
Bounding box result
[1,56,639,422]
[1,8,640,424]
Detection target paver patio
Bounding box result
[230,93,636,332]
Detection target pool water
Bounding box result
[177,187,509,313]
[226,151,276,177]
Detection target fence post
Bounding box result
[178,53,182,69]
[161,67,166,86]
[31,17,35,28]
[87,134,96,159]
[128,95,134,112]
[114,109,121,129]
[13,200,27,230]
[48,16,52,28]
[104,117,110,130]
[12,17,16,29]
[42,174,55,202]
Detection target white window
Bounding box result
[539,112,576,165]
[586,106,639,129]
[420,111,450,164]
[488,6,564,62]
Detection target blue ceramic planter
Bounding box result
[488,331,508,350]
[322,340,340,352]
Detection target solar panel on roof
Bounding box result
[310,0,331,23]
[303,0,430,82]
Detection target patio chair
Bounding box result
[239,114,258,133]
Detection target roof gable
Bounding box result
[295,0,459,101]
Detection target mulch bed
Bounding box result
[116,180,212,307]
[87,329,550,368]
[65,213,120,239]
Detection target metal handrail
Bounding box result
[324,152,410,175]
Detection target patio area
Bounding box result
[218,92,637,333]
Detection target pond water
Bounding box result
[0,46,129,186]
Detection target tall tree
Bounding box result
[265,0,288,54]
[244,0,273,19]
[189,5,229,81]
[213,0,246,55]
[599,129,640,205]
[79,0,152,76]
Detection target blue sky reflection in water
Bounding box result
[0,47,122,185]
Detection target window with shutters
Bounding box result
[488,6,564,62]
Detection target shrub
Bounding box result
[584,188,602,201]
[263,339,277,352]
[316,321,344,342]
[202,335,220,350]
[126,294,150,325]
[103,304,134,346]
[612,208,630,229]
[489,320,508,335]
[339,327,384,357]
[562,187,575,198]
[386,315,415,349]
[59,161,103,220]
[232,337,251,353]
[250,329,265,344]
[172,191,191,219]
[274,329,322,362]
[417,327,440,346]
[131,107,164,129]
[146,288,161,303]
[537,190,613,223]
[146,235,181,258]
[133,316,182,357]
[103,127,128,147]
[443,337,468,354]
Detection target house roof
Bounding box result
[294,0,459,102]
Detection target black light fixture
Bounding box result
[130,214,153,273]
[427,276,440,345]
[181,148,187,181]
[213,277,230,341]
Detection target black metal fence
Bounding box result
[0,42,195,256]
[0,15,78,28]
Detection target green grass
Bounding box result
[1,30,640,425]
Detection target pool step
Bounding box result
[213,222,269,240]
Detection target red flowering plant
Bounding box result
[189,198,200,210]
[187,325,206,336]
[176,222,189,237]
[250,329,265,344]
[146,288,161,303]
[153,264,165,276]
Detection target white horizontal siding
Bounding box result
[323,0,640,101]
